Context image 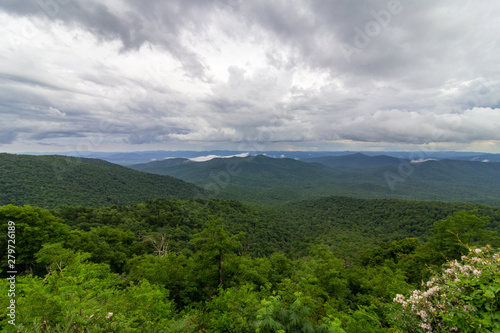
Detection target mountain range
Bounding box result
[130,153,500,205]
[24,150,500,165]
[3,151,500,208]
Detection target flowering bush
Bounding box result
[392,246,500,332]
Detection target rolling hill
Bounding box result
[303,152,402,169]
[0,153,200,208]
[129,153,500,205]
[131,154,363,202]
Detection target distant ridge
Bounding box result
[130,154,358,202]
[22,150,500,165]
[131,154,343,183]
[131,158,190,173]
[303,153,402,169]
[451,153,500,163]
[0,153,200,208]
[129,153,500,205]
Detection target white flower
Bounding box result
[393,294,405,303]
[423,286,441,298]
[419,322,432,331]
[106,312,113,319]
[417,310,428,319]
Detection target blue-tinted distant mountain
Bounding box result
[361,151,492,160]
[304,153,402,169]
[25,151,245,165]
[26,150,358,165]
[131,158,190,172]
[25,150,499,166]
[447,154,500,163]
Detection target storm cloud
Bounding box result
[1,0,499,152]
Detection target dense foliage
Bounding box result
[3,153,500,208]
[0,153,199,208]
[393,246,500,332]
[1,197,499,332]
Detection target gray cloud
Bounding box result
[0,0,212,79]
[0,131,18,144]
[28,131,86,141]
[0,0,499,152]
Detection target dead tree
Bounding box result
[143,232,171,257]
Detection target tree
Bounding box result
[36,243,76,276]
[142,231,172,257]
[427,210,498,264]
[191,217,244,288]
[0,205,70,276]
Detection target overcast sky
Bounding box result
[1,0,499,153]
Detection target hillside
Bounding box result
[0,153,200,208]
[364,159,500,205]
[130,154,392,203]
[129,157,191,173]
[129,153,500,205]
[49,196,500,259]
[303,152,402,169]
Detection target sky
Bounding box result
[1,0,500,154]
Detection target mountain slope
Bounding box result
[129,154,500,205]
[130,157,190,173]
[51,196,500,259]
[304,153,402,169]
[387,159,500,205]
[0,153,200,208]
[130,155,396,203]
[131,154,338,182]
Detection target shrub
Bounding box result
[392,246,500,332]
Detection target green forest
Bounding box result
[0,154,199,208]
[1,196,499,332]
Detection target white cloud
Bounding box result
[189,152,249,162]
[411,158,437,164]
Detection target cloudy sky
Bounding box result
[1,0,500,153]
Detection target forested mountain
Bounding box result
[129,157,191,173]
[7,152,500,209]
[130,153,500,205]
[303,153,402,169]
[371,158,500,206]
[130,154,387,203]
[44,149,500,165]
[131,154,339,182]
[0,153,200,208]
